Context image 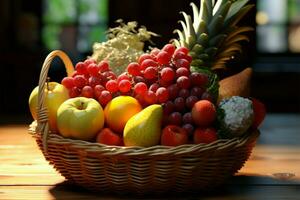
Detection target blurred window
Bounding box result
[42,0,108,53]
[257,0,300,53]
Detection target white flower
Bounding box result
[219,96,254,136]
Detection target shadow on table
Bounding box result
[48,175,300,200]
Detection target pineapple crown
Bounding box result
[173,0,254,72]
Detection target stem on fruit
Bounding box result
[78,101,85,110]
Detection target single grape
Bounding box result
[84,58,96,66]
[179,89,190,98]
[138,54,153,65]
[175,59,190,69]
[156,87,169,103]
[182,112,193,124]
[160,67,175,82]
[117,72,131,83]
[73,75,87,88]
[105,80,118,93]
[167,84,179,100]
[162,44,176,55]
[144,90,157,105]
[61,77,75,89]
[173,51,187,61]
[174,46,189,55]
[185,95,198,109]
[176,76,191,89]
[98,61,110,72]
[102,71,117,80]
[190,72,209,87]
[69,87,81,98]
[98,90,112,107]
[190,87,204,98]
[118,79,132,93]
[81,85,94,98]
[176,67,190,78]
[150,48,160,57]
[87,63,100,76]
[134,82,148,95]
[140,59,158,70]
[75,62,88,75]
[144,66,157,80]
[163,101,175,115]
[157,50,172,65]
[134,76,146,83]
[149,83,160,93]
[127,62,141,76]
[174,97,185,111]
[201,91,213,102]
[88,76,102,88]
[182,123,194,138]
[94,84,105,99]
[168,112,182,126]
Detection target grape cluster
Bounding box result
[125,44,212,135]
[61,44,213,135]
[61,59,119,107]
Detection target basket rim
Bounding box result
[29,121,260,157]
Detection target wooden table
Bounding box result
[1,114,300,199]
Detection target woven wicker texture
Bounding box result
[29,50,259,194]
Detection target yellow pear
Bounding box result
[123,104,163,147]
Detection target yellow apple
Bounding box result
[28,82,69,132]
[56,97,104,141]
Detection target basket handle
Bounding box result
[36,50,74,152]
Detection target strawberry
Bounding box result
[250,97,266,128]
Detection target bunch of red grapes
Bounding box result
[61,44,212,135]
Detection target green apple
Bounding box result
[56,97,104,141]
[29,82,69,132]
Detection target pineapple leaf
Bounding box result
[208,15,224,36]
[196,20,208,36]
[214,1,231,20]
[173,29,188,47]
[225,0,249,22]
[225,26,254,41]
[181,11,197,40]
[200,0,210,23]
[173,39,181,47]
[205,47,218,58]
[225,4,254,27]
[209,34,227,47]
[225,35,250,47]
[190,2,200,31]
[178,20,188,39]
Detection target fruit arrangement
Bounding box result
[29,0,265,148]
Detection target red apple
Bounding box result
[193,127,217,144]
[191,100,216,127]
[161,125,188,146]
[250,97,266,128]
[96,128,123,146]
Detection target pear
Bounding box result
[123,104,163,147]
[218,67,253,104]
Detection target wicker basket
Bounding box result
[29,50,260,194]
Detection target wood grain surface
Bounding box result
[0,114,300,199]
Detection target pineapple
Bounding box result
[173,0,254,72]
[173,0,254,102]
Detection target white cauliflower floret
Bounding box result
[219,96,254,137]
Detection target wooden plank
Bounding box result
[0,185,300,200]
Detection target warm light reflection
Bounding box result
[256,11,269,25]
[289,26,300,52]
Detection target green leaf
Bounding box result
[225,0,249,22]
[225,4,254,27]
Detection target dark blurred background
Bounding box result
[0,0,299,124]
